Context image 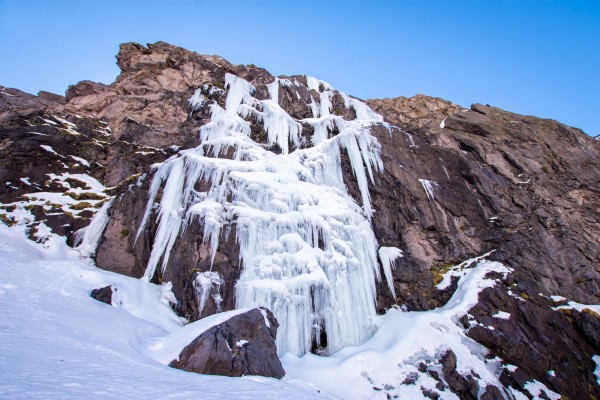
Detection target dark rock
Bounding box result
[169,307,285,379]
[95,184,152,279]
[421,388,440,400]
[467,285,600,399]
[90,285,113,305]
[573,308,600,348]
[480,385,504,400]
[440,350,479,400]
[37,91,66,104]
[65,80,108,102]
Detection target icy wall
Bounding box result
[137,73,400,356]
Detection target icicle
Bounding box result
[76,198,114,257]
[194,271,224,315]
[267,78,279,104]
[139,72,391,356]
[187,88,206,114]
[224,73,256,112]
[308,95,320,118]
[419,179,437,201]
[378,246,403,298]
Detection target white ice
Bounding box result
[75,198,114,257]
[378,246,403,298]
[283,258,516,399]
[137,72,389,356]
[419,178,437,201]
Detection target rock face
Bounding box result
[169,308,284,379]
[1,41,599,398]
[364,100,600,310]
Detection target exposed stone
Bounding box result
[573,308,600,349]
[169,307,285,379]
[90,285,113,305]
[466,285,600,399]
[65,80,109,102]
[439,350,479,400]
[37,91,66,104]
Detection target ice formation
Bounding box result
[137,73,390,356]
[378,246,403,298]
[419,178,437,201]
[193,271,224,315]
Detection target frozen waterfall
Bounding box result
[137,73,394,356]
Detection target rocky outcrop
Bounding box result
[362,100,600,310]
[169,307,284,378]
[465,285,599,398]
[368,94,462,128]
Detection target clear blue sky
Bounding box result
[1,0,598,135]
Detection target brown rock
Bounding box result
[90,285,113,305]
[169,307,285,379]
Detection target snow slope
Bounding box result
[0,224,326,399]
[0,217,564,399]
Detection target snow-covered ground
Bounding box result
[0,224,327,399]
[0,220,566,399]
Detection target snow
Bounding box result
[436,251,496,290]
[137,72,389,356]
[7,172,110,219]
[522,380,561,400]
[554,300,600,314]
[143,308,250,364]
[0,86,16,96]
[0,223,327,399]
[70,155,91,167]
[492,311,511,320]
[40,144,59,155]
[1,170,540,399]
[593,355,600,385]
[283,258,514,399]
[46,172,107,194]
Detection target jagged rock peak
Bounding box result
[367,94,463,127]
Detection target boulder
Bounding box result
[90,285,113,305]
[169,308,285,379]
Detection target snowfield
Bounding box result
[0,220,562,399]
[0,224,327,399]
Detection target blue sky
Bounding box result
[1,0,598,135]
